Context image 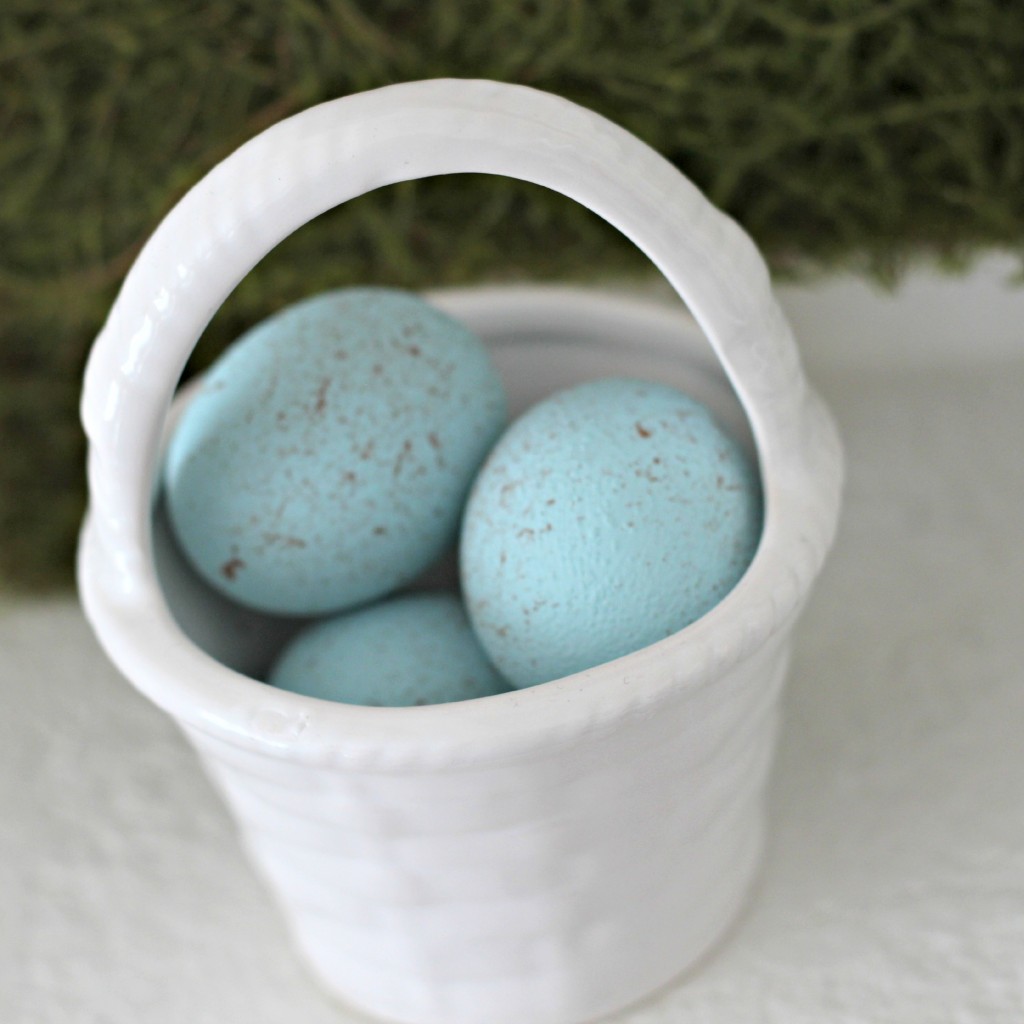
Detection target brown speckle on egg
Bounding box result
[313,378,330,413]
[220,557,245,581]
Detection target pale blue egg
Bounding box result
[460,377,763,688]
[268,591,509,706]
[163,289,506,616]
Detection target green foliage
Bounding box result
[3,0,1024,588]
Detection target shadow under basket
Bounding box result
[78,81,843,1024]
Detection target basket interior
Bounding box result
[151,288,756,683]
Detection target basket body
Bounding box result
[185,634,784,1024]
[77,82,843,1024]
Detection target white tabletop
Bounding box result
[5,261,1024,1023]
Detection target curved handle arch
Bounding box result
[81,78,810,595]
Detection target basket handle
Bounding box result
[81,78,813,596]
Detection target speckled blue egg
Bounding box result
[268,591,509,706]
[163,288,506,616]
[460,377,762,688]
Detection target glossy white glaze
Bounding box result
[77,81,842,1024]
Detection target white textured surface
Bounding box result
[6,309,1024,1021]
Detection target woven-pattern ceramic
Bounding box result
[78,80,843,1024]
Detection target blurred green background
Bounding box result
[3,0,1023,589]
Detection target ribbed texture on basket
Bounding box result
[77,82,844,1024]
[186,638,786,1024]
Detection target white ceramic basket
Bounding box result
[77,80,842,1024]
